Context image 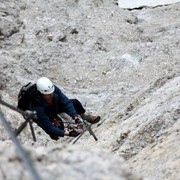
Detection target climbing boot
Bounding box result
[81,114,101,124]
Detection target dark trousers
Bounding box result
[70,99,86,114]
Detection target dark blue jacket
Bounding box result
[31,85,77,138]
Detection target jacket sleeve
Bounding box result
[33,106,65,137]
[54,85,77,118]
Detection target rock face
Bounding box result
[0,0,179,180]
[0,141,141,180]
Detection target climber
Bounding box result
[25,77,100,140]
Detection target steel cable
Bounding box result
[0,98,41,180]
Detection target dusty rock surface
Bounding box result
[0,0,179,179]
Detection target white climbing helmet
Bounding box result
[36,77,55,94]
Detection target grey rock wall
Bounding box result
[0,0,179,179]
